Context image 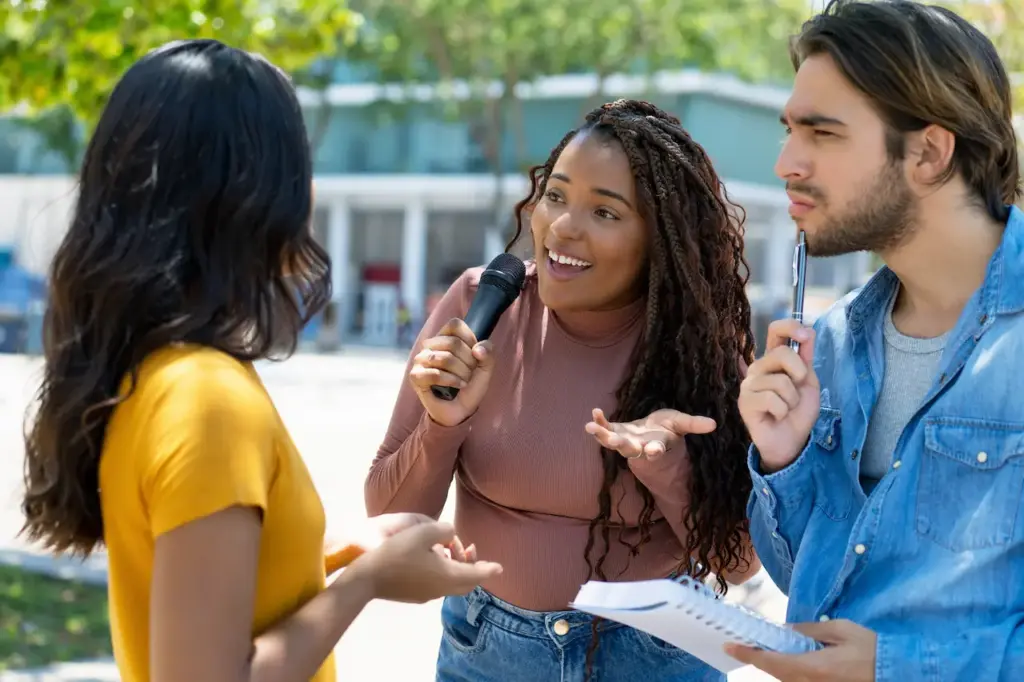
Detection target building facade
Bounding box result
[0,70,873,349]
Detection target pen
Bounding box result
[789,231,807,352]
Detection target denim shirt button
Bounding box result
[854,543,867,555]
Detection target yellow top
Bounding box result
[99,344,335,682]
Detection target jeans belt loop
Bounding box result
[466,587,489,627]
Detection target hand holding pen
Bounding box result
[736,230,819,472]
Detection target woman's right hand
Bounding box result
[408,318,495,427]
[348,521,502,604]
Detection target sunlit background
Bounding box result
[0,1,1020,680]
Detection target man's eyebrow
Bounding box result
[780,113,847,127]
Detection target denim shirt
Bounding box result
[747,206,1024,682]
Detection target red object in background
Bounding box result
[363,263,401,284]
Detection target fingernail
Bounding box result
[795,328,811,341]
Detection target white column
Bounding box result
[324,199,350,347]
[328,199,351,304]
[401,199,428,324]
[483,227,504,264]
[766,209,795,308]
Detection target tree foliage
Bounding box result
[0,0,361,170]
[0,0,360,121]
[342,0,811,226]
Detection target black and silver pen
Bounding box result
[789,231,808,352]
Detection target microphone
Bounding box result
[430,253,527,401]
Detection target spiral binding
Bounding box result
[669,574,820,652]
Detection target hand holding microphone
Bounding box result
[409,254,526,427]
[409,319,496,427]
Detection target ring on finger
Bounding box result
[647,440,666,453]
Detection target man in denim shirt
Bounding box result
[728,2,1024,680]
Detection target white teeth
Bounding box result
[549,250,592,268]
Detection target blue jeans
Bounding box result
[436,587,724,682]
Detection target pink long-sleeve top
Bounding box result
[365,263,748,611]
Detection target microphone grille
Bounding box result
[480,253,526,297]
[484,253,526,283]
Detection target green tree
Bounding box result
[344,0,810,239]
[0,0,361,169]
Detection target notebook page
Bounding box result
[571,578,821,674]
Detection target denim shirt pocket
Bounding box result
[917,418,1024,552]
[811,407,852,521]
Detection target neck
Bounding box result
[880,189,1004,337]
[550,297,646,344]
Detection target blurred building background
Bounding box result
[0,2,1020,678]
[3,0,1018,355]
[0,66,877,354]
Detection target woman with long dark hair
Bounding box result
[20,39,500,682]
[366,99,760,681]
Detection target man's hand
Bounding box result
[738,319,819,473]
[724,619,876,682]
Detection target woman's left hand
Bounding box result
[585,408,717,460]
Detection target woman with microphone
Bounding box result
[19,39,500,682]
[366,99,760,681]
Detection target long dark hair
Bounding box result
[510,99,755,659]
[20,39,330,557]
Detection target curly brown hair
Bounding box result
[20,39,330,557]
[509,99,756,667]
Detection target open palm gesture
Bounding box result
[584,408,717,460]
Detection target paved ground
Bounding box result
[0,350,784,681]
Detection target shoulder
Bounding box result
[124,347,280,503]
[130,344,275,426]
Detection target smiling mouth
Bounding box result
[547,249,593,270]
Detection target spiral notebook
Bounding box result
[570,577,822,673]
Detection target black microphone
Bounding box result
[430,253,527,401]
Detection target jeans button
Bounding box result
[553,619,570,636]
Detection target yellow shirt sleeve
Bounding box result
[139,361,278,538]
